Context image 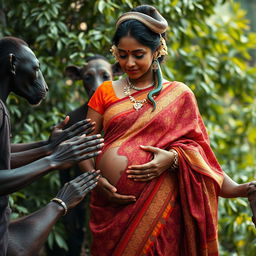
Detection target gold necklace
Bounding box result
[127,77,154,91]
[124,82,147,111]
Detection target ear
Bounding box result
[65,65,82,81]
[9,53,16,75]
[112,62,123,77]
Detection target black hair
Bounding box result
[112,5,166,62]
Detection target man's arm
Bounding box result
[0,134,103,196]
[11,118,95,168]
[7,171,100,256]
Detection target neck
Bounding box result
[128,68,154,88]
[0,76,11,103]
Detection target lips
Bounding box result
[126,69,139,74]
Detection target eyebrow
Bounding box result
[118,48,146,53]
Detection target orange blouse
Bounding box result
[88,81,119,115]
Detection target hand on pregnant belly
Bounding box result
[126,145,175,181]
[97,176,136,205]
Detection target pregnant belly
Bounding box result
[96,147,128,186]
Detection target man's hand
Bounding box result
[56,171,100,210]
[49,134,103,169]
[96,176,136,205]
[48,116,95,152]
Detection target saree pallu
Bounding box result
[90,81,224,256]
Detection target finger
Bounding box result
[55,116,70,129]
[128,173,154,179]
[83,126,95,135]
[67,134,102,144]
[133,176,156,182]
[74,170,100,184]
[77,136,104,148]
[127,169,153,175]
[139,145,159,153]
[81,177,99,192]
[112,193,136,202]
[67,119,92,133]
[83,182,98,193]
[68,121,95,137]
[127,161,155,170]
[101,178,117,193]
[77,143,104,156]
[127,171,153,179]
[77,150,102,162]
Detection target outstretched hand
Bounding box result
[247,181,256,227]
[49,134,104,169]
[56,171,100,210]
[126,145,175,182]
[48,116,95,152]
[96,176,136,205]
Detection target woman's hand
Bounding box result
[96,176,136,205]
[247,181,256,227]
[126,145,176,182]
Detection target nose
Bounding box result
[126,56,135,68]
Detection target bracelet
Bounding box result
[51,197,68,216]
[169,149,179,170]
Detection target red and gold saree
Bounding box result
[89,81,224,256]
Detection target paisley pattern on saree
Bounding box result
[90,81,224,256]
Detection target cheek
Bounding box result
[117,59,126,70]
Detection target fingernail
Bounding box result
[126,170,130,173]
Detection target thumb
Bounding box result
[140,145,159,153]
[101,177,117,193]
[55,116,70,129]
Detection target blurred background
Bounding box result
[0,0,255,255]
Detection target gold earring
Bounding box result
[152,59,158,71]
[110,45,118,62]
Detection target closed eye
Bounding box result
[134,55,144,59]
[119,55,127,59]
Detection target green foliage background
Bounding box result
[0,0,255,254]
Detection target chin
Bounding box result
[28,98,42,106]
[27,94,46,106]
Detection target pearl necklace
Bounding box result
[124,82,147,111]
[126,77,154,91]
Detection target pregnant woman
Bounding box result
[79,4,256,256]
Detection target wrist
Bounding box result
[50,197,68,216]
[169,149,179,170]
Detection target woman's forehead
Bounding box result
[117,36,150,52]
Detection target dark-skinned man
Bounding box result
[0,36,104,256]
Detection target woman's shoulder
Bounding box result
[165,80,194,94]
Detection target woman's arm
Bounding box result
[78,108,103,172]
[219,172,249,198]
